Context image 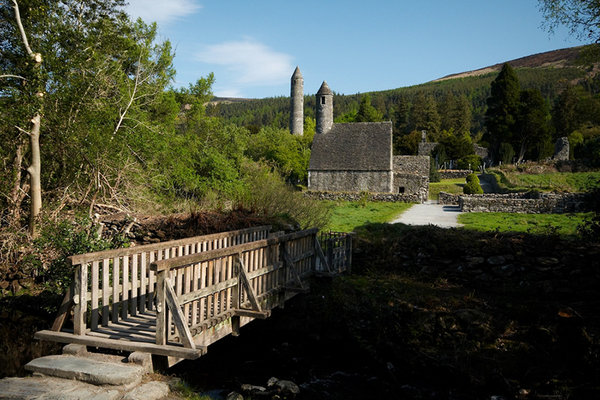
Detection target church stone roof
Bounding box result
[309,122,393,171]
[317,81,332,95]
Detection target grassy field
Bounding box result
[429,178,465,200]
[324,201,414,232]
[458,212,592,236]
[489,170,600,192]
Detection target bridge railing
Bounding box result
[149,228,318,349]
[317,231,353,274]
[53,225,272,335]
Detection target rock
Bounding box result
[0,376,121,400]
[25,355,144,387]
[241,384,267,393]
[455,309,489,325]
[123,381,170,400]
[226,392,244,400]
[487,255,506,265]
[0,280,9,290]
[267,377,300,396]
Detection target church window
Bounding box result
[321,96,326,105]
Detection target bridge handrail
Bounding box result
[55,225,272,336]
[151,228,318,272]
[151,227,319,349]
[68,225,272,265]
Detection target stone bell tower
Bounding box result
[289,66,304,136]
[316,81,333,134]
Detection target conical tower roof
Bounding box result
[292,66,303,79]
[317,81,332,95]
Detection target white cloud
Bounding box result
[125,0,202,25]
[197,39,293,93]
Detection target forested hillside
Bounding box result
[211,46,600,158]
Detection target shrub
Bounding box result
[464,180,483,194]
[240,161,330,229]
[466,173,480,184]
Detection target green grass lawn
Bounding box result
[324,201,414,232]
[458,212,593,236]
[429,178,465,200]
[490,170,600,192]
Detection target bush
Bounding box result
[240,161,330,229]
[464,180,484,194]
[466,173,480,184]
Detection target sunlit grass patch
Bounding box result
[458,212,592,236]
[429,178,465,200]
[324,201,414,232]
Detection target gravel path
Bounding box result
[392,200,463,228]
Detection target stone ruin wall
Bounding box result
[392,156,429,201]
[304,190,423,204]
[308,170,393,193]
[439,191,592,213]
[439,170,472,179]
[553,137,570,161]
[418,142,438,156]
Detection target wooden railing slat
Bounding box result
[68,225,272,265]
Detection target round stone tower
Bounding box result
[289,66,304,136]
[316,81,333,134]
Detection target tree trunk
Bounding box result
[27,114,42,237]
[8,138,26,227]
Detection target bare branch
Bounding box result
[15,125,31,136]
[11,0,35,59]
[0,74,26,80]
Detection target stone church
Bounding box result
[290,68,429,201]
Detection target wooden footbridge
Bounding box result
[35,226,352,367]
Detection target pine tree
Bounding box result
[485,63,520,161]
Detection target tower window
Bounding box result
[321,96,326,105]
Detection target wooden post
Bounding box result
[231,255,240,336]
[326,238,334,273]
[73,263,88,335]
[346,234,353,273]
[155,270,166,346]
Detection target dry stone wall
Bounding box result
[439,170,472,179]
[304,190,423,203]
[457,192,591,213]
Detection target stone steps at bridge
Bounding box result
[0,345,172,400]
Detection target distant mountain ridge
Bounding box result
[433,46,585,82]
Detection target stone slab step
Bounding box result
[0,376,122,400]
[25,355,144,387]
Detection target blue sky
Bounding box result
[125,0,588,99]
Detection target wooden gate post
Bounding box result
[155,269,167,346]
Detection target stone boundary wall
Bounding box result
[458,192,592,213]
[304,191,424,203]
[438,192,460,205]
[439,170,472,179]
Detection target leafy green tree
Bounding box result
[393,96,411,134]
[410,92,440,135]
[245,127,310,184]
[355,94,384,122]
[538,0,600,43]
[514,88,552,161]
[394,130,421,155]
[1,0,178,226]
[485,63,520,161]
